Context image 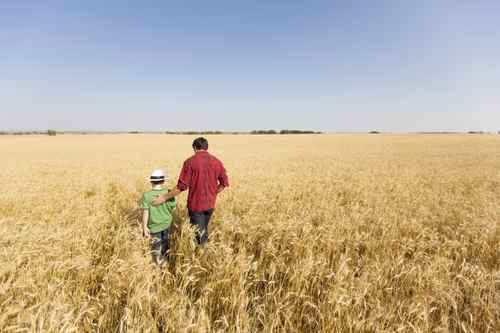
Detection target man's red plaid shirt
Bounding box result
[177,150,229,212]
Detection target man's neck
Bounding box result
[152,185,163,190]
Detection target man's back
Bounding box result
[178,150,229,212]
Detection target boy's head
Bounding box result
[149,169,167,186]
[192,137,208,151]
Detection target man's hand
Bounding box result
[216,184,226,194]
[143,226,150,238]
[152,187,181,206]
[151,194,167,206]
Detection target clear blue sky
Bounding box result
[1,1,499,132]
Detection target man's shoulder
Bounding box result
[201,152,224,167]
[183,154,196,165]
[209,153,224,165]
[186,151,223,168]
[203,151,221,161]
[190,151,213,163]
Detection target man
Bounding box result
[152,137,229,245]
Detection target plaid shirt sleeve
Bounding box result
[218,161,229,187]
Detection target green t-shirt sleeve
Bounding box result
[139,193,150,210]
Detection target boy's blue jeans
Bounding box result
[150,227,171,264]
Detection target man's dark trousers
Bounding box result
[189,209,214,245]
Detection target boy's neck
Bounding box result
[152,184,163,190]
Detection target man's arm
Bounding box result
[152,160,191,206]
[217,162,229,194]
[151,187,182,206]
[142,209,150,238]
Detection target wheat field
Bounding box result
[0,134,499,332]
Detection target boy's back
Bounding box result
[140,189,176,233]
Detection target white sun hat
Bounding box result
[148,169,168,182]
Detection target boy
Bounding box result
[140,169,176,265]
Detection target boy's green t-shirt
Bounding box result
[140,189,176,233]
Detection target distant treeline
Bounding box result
[163,130,322,135]
[3,130,499,135]
[251,130,322,135]
[0,130,58,136]
[418,131,493,135]
[417,132,461,134]
[164,131,229,135]
[0,130,321,135]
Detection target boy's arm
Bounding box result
[142,209,150,238]
[139,194,150,237]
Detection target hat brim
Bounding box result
[147,176,168,181]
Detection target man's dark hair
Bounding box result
[192,137,208,150]
[151,180,165,185]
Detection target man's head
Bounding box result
[192,137,208,151]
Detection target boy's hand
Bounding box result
[143,227,150,238]
[151,195,166,206]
